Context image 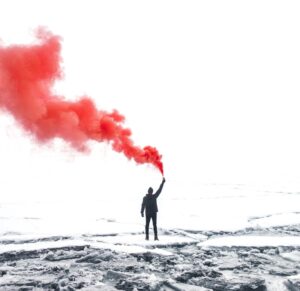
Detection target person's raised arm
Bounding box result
[153,177,166,198]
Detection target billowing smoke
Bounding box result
[0,28,163,174]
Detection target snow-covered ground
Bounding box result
[1,182,300,238]
[199,235,300,247]
[0,183,300,290]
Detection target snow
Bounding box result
[0,239,88,254]
[0,184,299,291]
[0,232,195,256]
[280,251,300,262]
[89,243,173,256]
[287,274,300,281]
[0,238,173,256]
[248,212,300,228]
[198,235,300,247]
[1,184,300,238]
[0,183,300,252]
[92,234,196,246]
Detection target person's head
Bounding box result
[148,187,153,195]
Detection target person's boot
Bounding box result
[145,234,149,240]
[154,235,159,241]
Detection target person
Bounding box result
[141,177,166,240]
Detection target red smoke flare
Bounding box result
[0,28,163,174]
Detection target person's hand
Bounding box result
[162,177,166,183]
[141,212,144,217]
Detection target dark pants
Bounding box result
[145,213,157,238]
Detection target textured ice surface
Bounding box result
[0,183,300,290]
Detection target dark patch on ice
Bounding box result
[0,235,71,245]
[176,268,222,283]
[76,250,115,263]
[97,218,117,223]
[0,245,88,263]
[179,223,300,240]
[83,233,119,237]
[0,216,40,220]
[248,211,300,222]
[1,232,22,236]
[284,278,300,291]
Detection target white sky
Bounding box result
[1,1,300,202]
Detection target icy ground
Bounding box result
[0,183,300,290]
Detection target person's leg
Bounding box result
[152,213,158,240]
[145,215,150,240]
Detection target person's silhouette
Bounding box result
[141,177,166,240]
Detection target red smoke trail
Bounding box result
[0,28,163,174]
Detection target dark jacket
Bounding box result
[141,181,165,216]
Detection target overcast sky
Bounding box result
[1,1,300,202]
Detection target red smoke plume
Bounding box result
[0,28,163,174]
